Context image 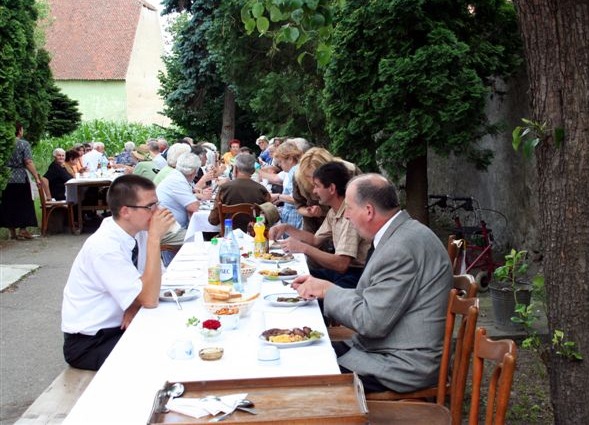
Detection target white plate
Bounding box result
[264,293,310,307]
[259,334,323,348]
[259,255,295,264]
[159,288,200,302]
[260,273,299,282]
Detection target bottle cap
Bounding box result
[256,216,264,223]
[211,237,218,245]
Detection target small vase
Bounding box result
[200,328,222,341]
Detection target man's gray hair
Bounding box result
[124,141,135,151]
[234,153,256,175]
[349,173,400,212]
[53,148,65,157]
[147,140,160,153]
[166,143,191,167]
[175,153,201,176]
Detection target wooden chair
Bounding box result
[447,235,466,275]
[453,274,478,298]
[37,178,76,236]
[217,203,261,235]
[366,289,479,425]
[468,327,517,425]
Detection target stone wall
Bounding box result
[427,69,541,256]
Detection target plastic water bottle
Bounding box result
[100,156,108,176]
[218,219,243,293]
[253,216,267,258]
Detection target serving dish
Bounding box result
[159,288,200,302]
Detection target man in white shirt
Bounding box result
[148,139,167,170]
[82,141,107,172]
[156,153,203,264]
[61,175,174,370]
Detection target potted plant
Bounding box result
[490,249,535,330]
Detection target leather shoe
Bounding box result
[18,230,34,240]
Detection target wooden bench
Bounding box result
[15,367,95,425]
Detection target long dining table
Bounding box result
[62,238,341,424]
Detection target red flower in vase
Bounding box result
[202,319,221,330]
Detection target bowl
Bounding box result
[240,263,257,280]
[203,292,260,317]
[199,347,224,361]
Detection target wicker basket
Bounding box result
[203,292,260,317]
[240,263,257,281]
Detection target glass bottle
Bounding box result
[218,219,243,293]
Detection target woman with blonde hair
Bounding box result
[271,141,303,229]
[293,147,360,233]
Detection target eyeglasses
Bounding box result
[125,201,159,211]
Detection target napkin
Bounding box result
[166,393,248,419]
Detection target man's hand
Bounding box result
[150,207,175,239]
[199,187,213,200]
[268,223,289,240]
[306,205,323,217]
[291,275,334,299]
[121,303,141,329]
[279,237,307,254]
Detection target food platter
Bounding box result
[159,287,200,302]
[259,327,323,348]
[264,293,311,307]
[259,253,295,263]
[258,267,299,281]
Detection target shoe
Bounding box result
[18,230,34,240]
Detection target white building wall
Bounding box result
[125,5,170,126]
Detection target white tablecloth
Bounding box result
[64,176,117,203]
[63,241,339,425]
[185,207,220,242]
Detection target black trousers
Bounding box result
[332,341,389,393]
[63,327,124,371]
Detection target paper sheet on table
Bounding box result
[166,393,247,419]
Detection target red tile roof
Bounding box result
[45,0,157,80]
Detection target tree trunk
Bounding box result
[405,153,429,225]
[513,1,589,423]
[220,86,235,153]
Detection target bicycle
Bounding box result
[428,194,505,291]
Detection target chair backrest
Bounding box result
[217,203,262,235]
[453,274,478,298]
[447,235,466,274]
[436,289,479,425]
[468,327,517,425]
[38,177,52,206]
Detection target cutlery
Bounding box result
[209,399,256,422]
[169,290,182,310]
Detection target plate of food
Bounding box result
[264,293,312,307]
[159,287,200,302]
[259,252,295,263]
[259,327,324,348]
[258,267,299,281]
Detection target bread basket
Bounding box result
[240,262,257,281]
[203,291,260,317]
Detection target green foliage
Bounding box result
[512,118,565,158]
[240,0,337,67]
[157,9,225,141]
[323,0,520,177]
[32,121,176,174]
[493,248,530,286]
[45,84,82,137]
[552,330,583,361]
[160,0,328,144]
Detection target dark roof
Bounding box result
[45,0,157,80]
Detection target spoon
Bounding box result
[160,382,185,413]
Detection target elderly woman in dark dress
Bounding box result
[44,148,73,201]
[0,123,41,240]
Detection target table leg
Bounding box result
[77,186,84,233]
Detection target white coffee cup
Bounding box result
[167,339,194,360]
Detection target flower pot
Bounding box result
[489,283,532,331]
